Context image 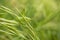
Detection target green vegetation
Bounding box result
[0,0,60,40]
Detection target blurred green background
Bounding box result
[0,0,60,40]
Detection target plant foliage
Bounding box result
[0,0,60,40]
